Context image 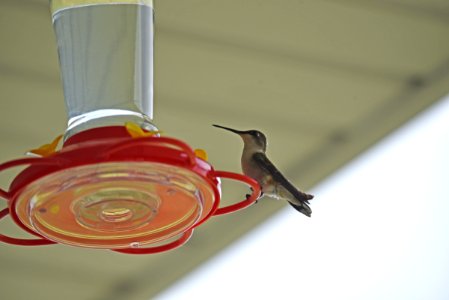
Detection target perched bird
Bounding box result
[213,124,313,217]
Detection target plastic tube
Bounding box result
[51,0,156,139]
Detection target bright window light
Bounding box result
[156,95,449,300]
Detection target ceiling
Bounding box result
[1,0,448,299]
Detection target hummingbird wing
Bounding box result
[252,152,313,204]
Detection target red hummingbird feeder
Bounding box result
[0,0,260,254]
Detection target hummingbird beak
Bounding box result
[212,124,246,135]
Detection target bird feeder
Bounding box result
[0,0,260,254]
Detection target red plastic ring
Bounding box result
[102,136,197,166]
[190,179,222,229]
[0,157,66,174]
[212,171,261,216]
[112,229,194,254]
[0,157,68,202]
[0,189,8,201]
[0,208,56,246]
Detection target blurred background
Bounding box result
[1,0,448,299]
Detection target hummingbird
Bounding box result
[213,124,313,217]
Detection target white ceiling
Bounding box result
[0,0,448,299]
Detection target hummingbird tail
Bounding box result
[288,201,312,217]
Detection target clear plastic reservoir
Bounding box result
[51,0,155,138]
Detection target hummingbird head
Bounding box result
[213,124,267,152]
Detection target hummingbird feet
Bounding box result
[246,191,264,204]
[246,193,258,204]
